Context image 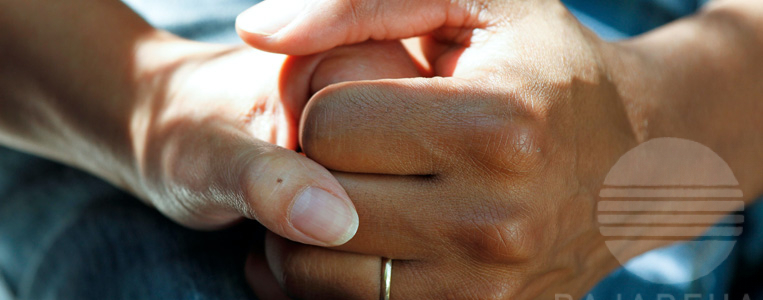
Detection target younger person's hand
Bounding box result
[125,37,421,247]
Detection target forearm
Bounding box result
[0,0,194,192]
[607,0,763,203]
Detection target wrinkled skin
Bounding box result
[130,39,422,238]
[237,0,763,298]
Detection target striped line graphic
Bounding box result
[598,190,744,239]
[596,138,744,284]
[597,201,745,212]
[599,226,743,237]
[599,188,743,198]
[597,214,744,224]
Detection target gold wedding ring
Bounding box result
[380,257,392,300]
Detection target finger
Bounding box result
[327,170,533,264]
[246,251,291,300]
[325,172,446,259]
[278,40,421,117]
[264,232,426,300]
[310,41,421,93]
[264,232,502,300]
[299,77,517,175]
[235,0,486,55]
[144,121,358,247]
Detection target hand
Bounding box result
[237,0,763,298]
[127,37,421,248]
[0,0,420,249]
[239,0,641,298]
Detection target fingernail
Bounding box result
[236,0,306,35]
[290,187,359,246]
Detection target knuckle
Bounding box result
[466,116,547,175]
[337,0,373,42]
[344,0,366,25]
[456,207,542,263]
[506,126,547,173]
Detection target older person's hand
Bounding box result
[238,0,763,298]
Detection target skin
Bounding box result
[0,0,422,250]
[236,0,763,299]
[1,0,760,298]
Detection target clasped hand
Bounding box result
[119,0,761,298]
[230,0,645,298]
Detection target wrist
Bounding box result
[601,5,763,202]
[585,3,763,277]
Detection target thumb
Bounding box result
[235,0,480,55]
[148,122,358,247]
[238,141,360,247]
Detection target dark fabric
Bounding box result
[0,145,263,300]
[561,0,708,37]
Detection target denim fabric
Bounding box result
[1,0,761,299]
[563,0,709,38]
[0,146,263,300]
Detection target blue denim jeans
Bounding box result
[1,1,761,299]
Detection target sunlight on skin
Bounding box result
[235,0,763,298]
